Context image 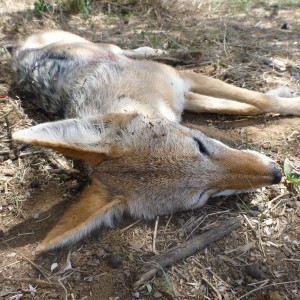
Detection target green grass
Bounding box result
[11,192,22,215]
[284,159,300,186]
[34,0,93,18]
[34,0,53,14]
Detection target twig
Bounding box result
[257,219,266,257]
[0,108,13,119]
[223,22,228,57]
[133,218,241,288]
[120,219,142,233]
[161,31,191,57]
[152,216,159,254]
[201,275,222,300]
[268,192,289,210]
[193,259,231,290]
[43,148,74,171]
[0,149,11,155]
[17,231,35,236]
[284,258,300,262]
[18,150,44,157]
[2,242,50,278]
[5,116,14,151]
[4,277,60,287]
[0,144,30,157]
[172,266,189,281]
[163,214,173,233]
[186,209,231,240]
[20,253,50,278]
[35,214,52,223]
[0,260,21,270]
[58,278,68,300]
[241,213,257,238]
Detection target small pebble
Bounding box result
[250,205,260,212]
[60,173,70,181]
[33,213,40,220]
[103,244,113,253]
[153,291,162,298]
[108,253,122,269]
[132,291,140,298]
[244,264,266,280]
[0,196,8,206]
[91,258,100,265]
[96,248,106,258]
[2,169,16,176]
[30,179,40,188]
[156,269,163,277]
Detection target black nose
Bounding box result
[271,162,282,184]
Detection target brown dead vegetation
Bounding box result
[0,0,300,299]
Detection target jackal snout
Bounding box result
[213,148,282,191]
[240,150,282,185]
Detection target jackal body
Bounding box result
[12,31,299,252]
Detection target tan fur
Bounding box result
[11,31,298,252]
[36,180,123,253]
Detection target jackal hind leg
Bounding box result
[180,70,300,115]
[184,92,260,115]
[36,180,124,253]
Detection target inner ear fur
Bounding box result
[12,113,139,165]
[36,179,125,253]
[39,142,108,166]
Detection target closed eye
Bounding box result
[193,137,209,156]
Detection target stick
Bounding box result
[2,242,50,278]
[152,216,159,254]
[120,219,142,233]
[201,275,222,300]
[4,277,60,288]
[133,218,241,288]
[58,278,68,300]
[43,148,75,172]
[5,116,14,152]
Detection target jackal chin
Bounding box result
[212,188,259,198]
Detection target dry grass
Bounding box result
[1,0,300,299]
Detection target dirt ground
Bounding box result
[0,0,300,299]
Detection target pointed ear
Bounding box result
[36,179,124,253]
[12,113,137,165]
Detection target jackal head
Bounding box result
[13,113,281,252]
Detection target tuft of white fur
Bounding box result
[266,86,295,98]
[12,116,110,152]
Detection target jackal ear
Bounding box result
[13,113,137,165]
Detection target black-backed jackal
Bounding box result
[11,31,300,252]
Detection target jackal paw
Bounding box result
[266,86,296,98]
